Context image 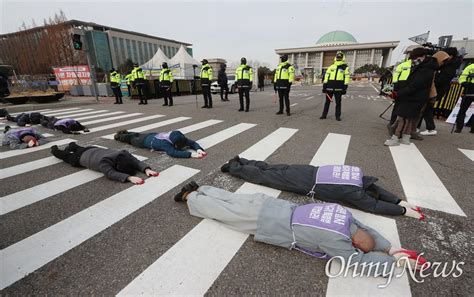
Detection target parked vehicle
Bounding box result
[211,74,237,94]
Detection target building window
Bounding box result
[143,42,149,62]
[112,37,120,66]
[125,39,132,61]
[138,41,144,64]
[119,38,125,64]
[131,40,138,63]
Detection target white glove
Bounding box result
[191,152,201,159]
[127,176,144,185]
[28,140,36,147]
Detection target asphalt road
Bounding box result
[1,82,473,296]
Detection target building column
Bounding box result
[319,52,324,71]
[305,52,309,68]
[352,50,357,71]
[385,48,393,67]
[370,49,375,64]
[291,53,295,64]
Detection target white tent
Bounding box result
[168,45,200,79]
[141,48,169,78]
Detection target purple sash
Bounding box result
[291,203,352,259]
[154,132,173,144]
[314,165,363,187]
[54,118,75,128]
[10,128,36,139]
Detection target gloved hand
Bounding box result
[191,152,203,159]
[27,139,38,147]
[342,85,348,95]
[273,84,277,91]
[145,168,159,177]
[197,149,207,157]
[388,91,397,99]
[322,83,327,93]
[128,176,145,185]
[288,82,292,89]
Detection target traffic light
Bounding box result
[72,34,83,50]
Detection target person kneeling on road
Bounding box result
[114,129,207,159]
[174,182,427,276]
[2,126,48,149]
[220,157,424,220]
[50,142,158,184]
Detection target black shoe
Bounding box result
[201,105,208,109]
[238,108,244,112]
[276,111,283,115]
[336,117,341,121]
[163,103,168,106]
[454,128,462,133]
[50,145,59,153]
[144,102,148,105]
[169,104,173,107]
[320,115,327,119]
[114,102,119,104]
[225,98,229,101]
[138,102,143,105]
[245,109,249,112]
[287,112,291,116]
[208,106,213,109]
[174,181,199,202]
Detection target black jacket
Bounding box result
[394,57,438,118]
[435,57,462,96]
[217,69,227,86]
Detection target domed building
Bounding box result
[275,30,399,82]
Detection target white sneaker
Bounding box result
[420,130,437,136]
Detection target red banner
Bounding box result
[53,65,91,91]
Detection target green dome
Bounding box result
[316,31,357,45]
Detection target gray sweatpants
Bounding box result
[187,186,271,235]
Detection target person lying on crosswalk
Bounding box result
[174,182,427,276]
[2,126,48,149]
[41,116,90,134]
[220,157,424,220]
[114,130,207,159]
[6,112,43,126]
[51,142,159,184]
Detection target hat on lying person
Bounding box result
[115,152,139,176]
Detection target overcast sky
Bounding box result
[1,0,472,66]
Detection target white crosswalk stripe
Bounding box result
[197,123,256,149]
[86,115,164,133]
[57,110,109,118]
[390,144,465,216]
[0,138,75,160]
[0,165,199,290]
[458,148,474,161]
[9,108,52,116]
[0,156,62,179]
[81,113,144,125]
[118,127,297,295]
[42,108,94,117]
[101,116,191,140]
[74,111,125,121]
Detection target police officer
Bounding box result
[200,59,213,108]
[274,54,295,116]
[125,72,133,97]
[389,59,412,126]
[131,63,147,105]
[159,62,174,106]
[455,63,474,133]
[236,57,253,112]
[321,51,350,121]
[110,68,123,104]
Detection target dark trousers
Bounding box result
[238,88,250,111]
[127,85,131,97]
[162,87,173,105]
[417,102,436,130]
[277,89,290,112]
[322,91,342,119]
[136,84,147,104]
[220,84,229,100]
[112,87,123,104]
[116,132,150,148]
[202,86,212,107]
[51,142,93,167]
[456,96,474,131]
[228,158,404,216]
